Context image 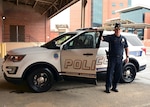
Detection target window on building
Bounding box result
[120,3,124,7]
[10,25,25,42]
[128,0,132,6]
[112,2,116,7]
[112,11,115,14]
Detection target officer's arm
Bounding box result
[101,36,104,41]
[125,47,129,63]
[101,35,111,42]
[125,47,129,58]
[124,37,129,59]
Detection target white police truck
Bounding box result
[2,28,147,92]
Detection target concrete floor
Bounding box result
[0,75,150,107]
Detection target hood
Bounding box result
[7,46,49,55]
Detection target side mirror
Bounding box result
[63,44,68,50]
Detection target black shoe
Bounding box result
[104,89,110,93]
[111,88,119,92]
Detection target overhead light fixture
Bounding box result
[2,16,6,20]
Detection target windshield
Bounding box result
[125,35,143,46]
[41,33,76,49]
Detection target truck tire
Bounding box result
[27,68,54,93]
[120,63,137,83]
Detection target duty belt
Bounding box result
[109,55,122,57]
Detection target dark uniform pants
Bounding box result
[106,57,123,89]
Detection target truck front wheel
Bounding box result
[120,63,137,83]
[27,68,54,93]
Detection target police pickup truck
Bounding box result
[2,28,147,93]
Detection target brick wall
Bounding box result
[49,31,59,41]
[3,2,50,42]
[102,0,128,25]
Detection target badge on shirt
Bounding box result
[121,38,125,43]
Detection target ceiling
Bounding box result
[3,0,80,18]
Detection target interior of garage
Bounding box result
[0,0,80,43]
[0,0,80,58]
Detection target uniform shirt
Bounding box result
[103,34,128,57]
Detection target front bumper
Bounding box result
[3,73,23,84]
[138,64,146,72]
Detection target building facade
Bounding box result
[68,0,150,46]
[101,0,131,25]
[69,0,131,31]
[116,5,150,45]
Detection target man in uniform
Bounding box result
[101,23,129,93]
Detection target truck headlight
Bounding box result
[8,55,26,62]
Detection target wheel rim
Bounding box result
[123,66,135,82]
[33,72,49,88]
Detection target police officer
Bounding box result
[101,23,129,93]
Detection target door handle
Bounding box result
[83,53,93,56]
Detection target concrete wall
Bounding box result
[3,2,50,42]
[0,42,45,58]
[5,42,45,52]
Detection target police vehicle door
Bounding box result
[61,31,101,79]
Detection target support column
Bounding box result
[144,27,148,40]
[81,0,87,28]
[0,0,3,42]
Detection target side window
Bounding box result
[66,33,95,49]
[83,34,93,48]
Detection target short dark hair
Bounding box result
[114,23,121,29]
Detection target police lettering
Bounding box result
[64,59,96,70]
[96,56,107,65]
